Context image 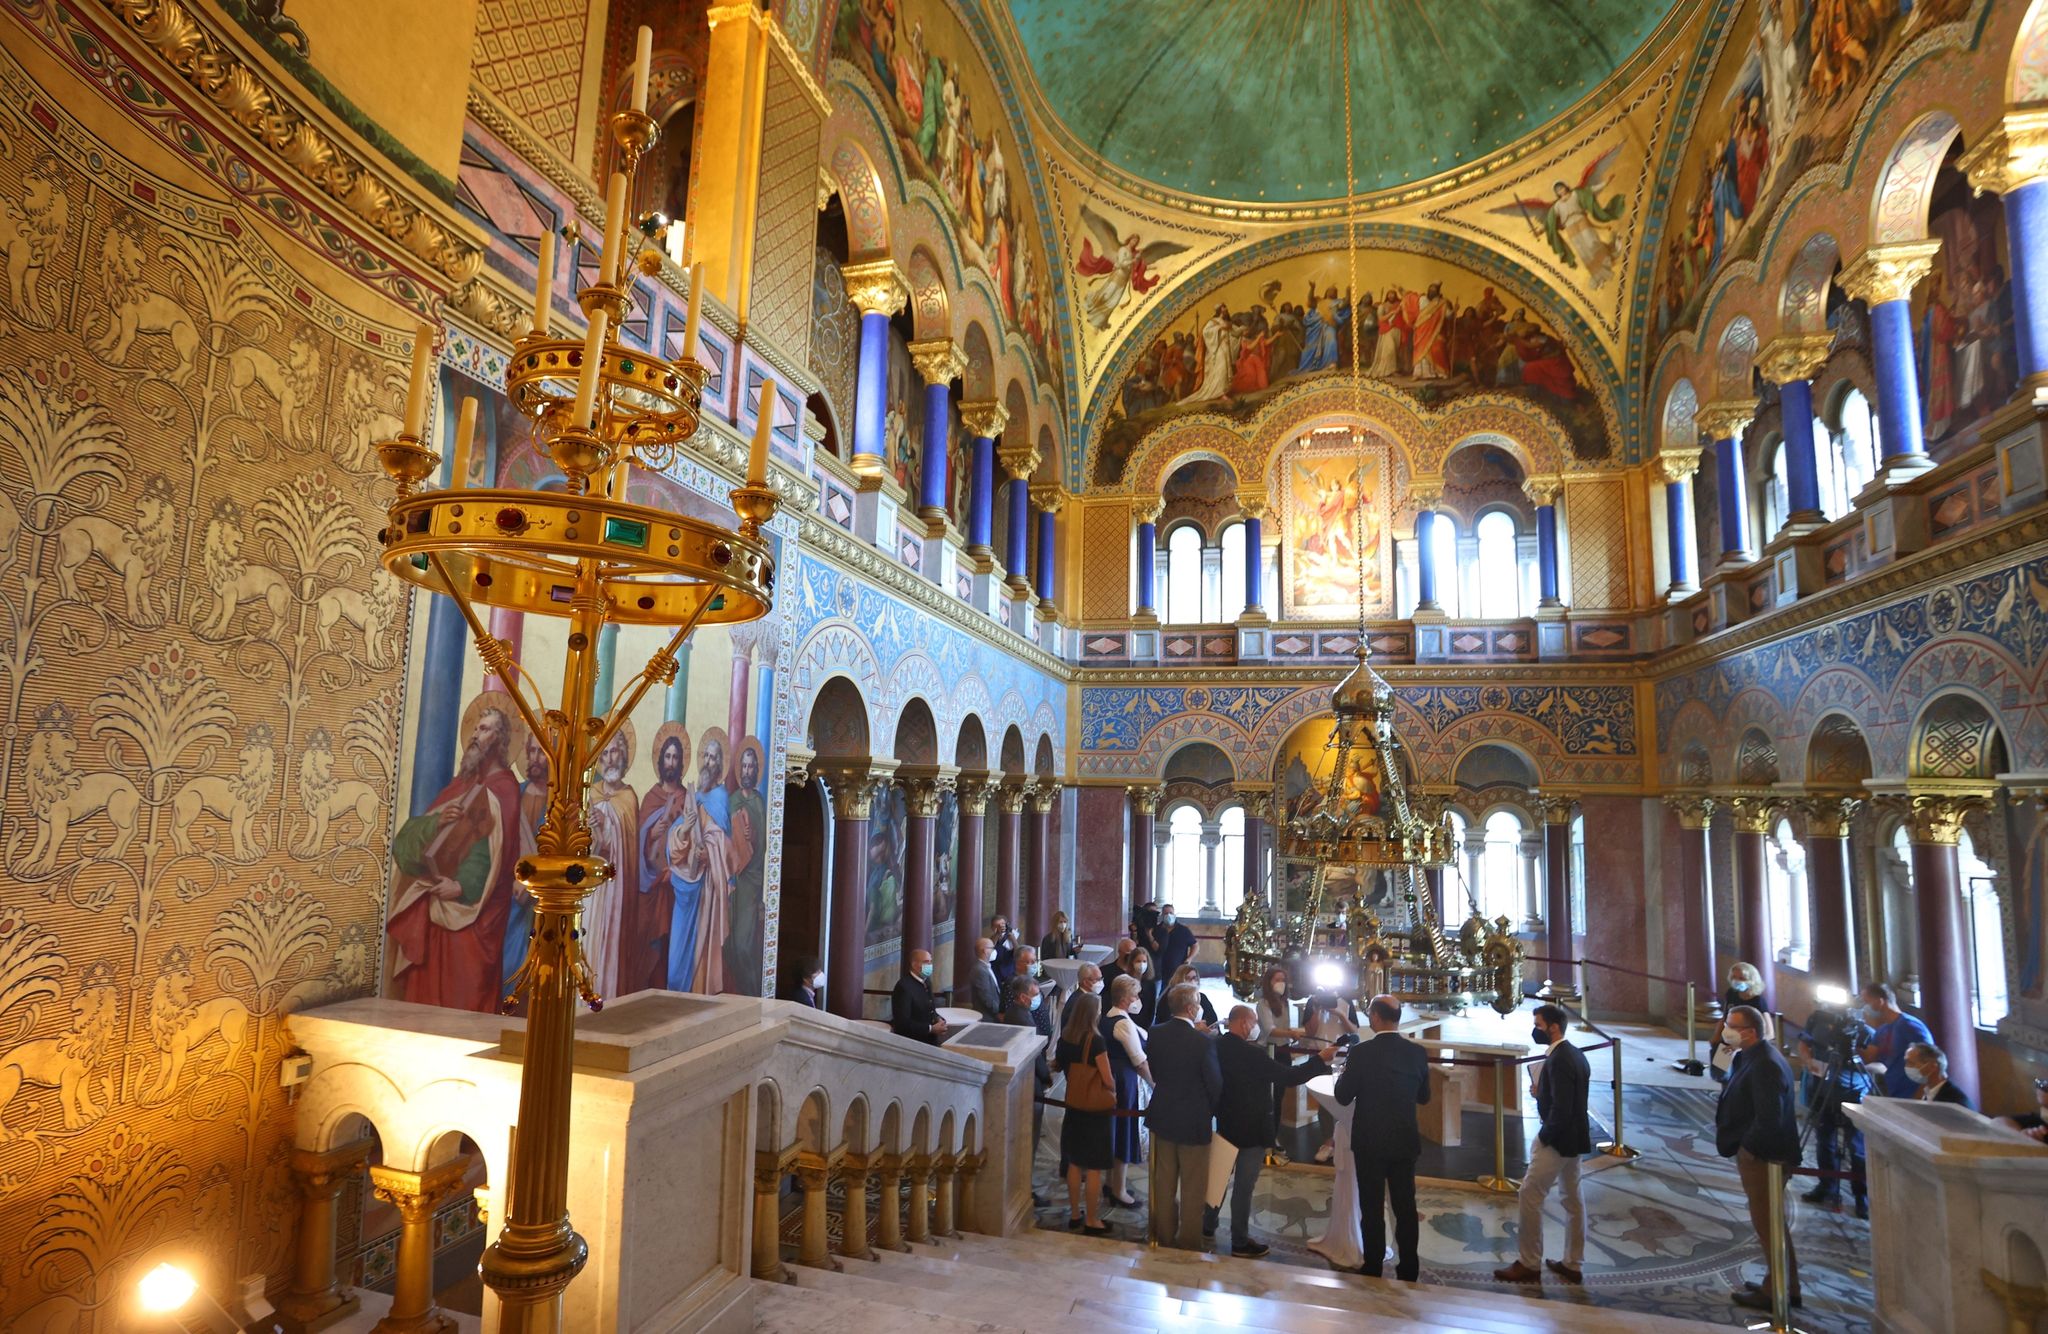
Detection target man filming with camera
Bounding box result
[1795,994,1873,1218]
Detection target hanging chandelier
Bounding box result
[1225,5,1520,1015]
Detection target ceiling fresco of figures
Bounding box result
[996,0,1684,207]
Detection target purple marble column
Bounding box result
[1907,797,1982,1101]
[826,771,879,1019]
[1730,799,1775,1011]
[995,784,1027,928]
[952,778,989,999]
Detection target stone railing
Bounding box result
[281,991,1043,1331]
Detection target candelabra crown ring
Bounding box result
[508,341,708,457]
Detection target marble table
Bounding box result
[937,1006,984,1029]
[1304,1073,1365,1269]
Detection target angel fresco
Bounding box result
[1076,204,1188,331]
[1492,146,1625,288]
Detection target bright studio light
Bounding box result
[1312,961,1346,992]
[1814,984,1850,1006]
[138,1262,197,1313]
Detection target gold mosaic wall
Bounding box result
[0,32,414,1324]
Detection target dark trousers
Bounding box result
[1227,1139,1263,1244]
[1811,1104,1865,1202]
[1355,1152,1420,1281]
[1270,1050,1292,1145]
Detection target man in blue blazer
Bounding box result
[1717,1005,1802,1311]
[1495,1003,1591,1283]
[1333,994,1430,1281]
[1144,982,1222,1249]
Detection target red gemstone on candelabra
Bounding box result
[710,542,732,566]
[664,375,677,390]
[495,507,526,531]
[568,350,582,366]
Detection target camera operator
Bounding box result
[1795,1002,1872,1218]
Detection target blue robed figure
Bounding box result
[665,781,731,992]
[1296,285,1352,374]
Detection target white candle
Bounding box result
[749,378,776,486]
[682,261,704,361]
[572,309,610,431]
[531,228,554,334]
[451,396,479,487]
[598,172,627,286]
[402,323,433,439]
[631,26,653,112]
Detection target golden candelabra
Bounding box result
[374,28,777,1326]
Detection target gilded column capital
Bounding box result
[1721,792,1778,836]
[898,766,955,820]
[821,760,898,820]
[368,1158,470,1219]
[1127,783,1162,816]
[1662,793,1716,830]
[1754,333,1836,385]
[792,1150,838,1193]
[954,773,992,816]
[1960,108,2048,196]
[1135,498,1165,525]
[840,259,911,317]
[290,1139,372,1197]
[1904,786,1992,846]
[1535,792,1578,825]
[1028,784,1059,815]
[957,400,1009,439]
[996,782,1031,816]
[1521,474,1564,507]
[997,439,1043,482]
[1029,484,1067,515]
[1410,478,1446,511]
[1240,497,1272,523]
[1796,793,1864,840]
[1655,448,1704,486]
[1693,400,1755,442]
[1838,240,1942,307]
[907,338,968,386]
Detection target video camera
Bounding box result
[1799,986,1871,1081]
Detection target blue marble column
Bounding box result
[1696,404,1755,563]
[959,402,1007,556]
[409,387,469,817]
[1034,499,1058,609]
[1004,461,1032,593]
[839,262,909,477]
[590,623,621,714]
[1242,507,1265,616]
[663,643,694,723]
[1659,454,1699,596]
[909,340,966,524]
[1135,510,1159,616]
[1964,124,2048,385]
[1757,336,1834,526]
[1414,507,1441,611]
[1840,245,1940,473]
[1534,500,1561,607]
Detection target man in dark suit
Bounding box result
[1333,994,1430,1281]
[1905,1042,1975,1108]
[787,955,825,1010]
[1212,1004,1335,1257]
[1716,1004,1801,1311]
[890,949,947,1045]
[1148,903,1197,981]
[988,915,1019,986]
[967,937,1002,1019]
[1002,975,1053,1203]
[1495,1003,1591,1283]
[1144,982,1223,1249]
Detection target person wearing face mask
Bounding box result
[1002,975,1054,1201]
[1127,948,1159,1030]
[968,936,1002,1020]
[988,915,1019,985]
[786,955,826,1011]
[1209,1004,1334,1256]
[1041,911,1081,960]
[1101,936,1138,985]
[1077,961,1104,999]
[890,948,947,1045]
[1169,963,1217,1029]
[1148,901,1197,982]
[1709,962,1767,1082]
[1333,995,1430,1282]
[1714,1004,1802,1312]
[1100,973,1151,1207]
[1904,1042,1973,1107]
[1494,1004,1591,1284]
[1856,981,1933,1099]
[1256,967,1306,1159]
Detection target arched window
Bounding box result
[1810,412,1852,520]
[1765,817,1810,968]
[1480,809,1524,925]
[1959,829,2007,1028]
[1760,436,1790,541]
[1834,386,1879,500]
[1429,514,1461,617]
[1165,525,1203,624]
[1165,804,1203,903]
[1475,511,1522,618]
[1569,811,1586,938]
[1218,521,1246,620]
[1219,804,1247,916]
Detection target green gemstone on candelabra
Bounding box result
[602,516,649,548]
[709,594,726,611]
[410,554,429,571]
[619,358,635,374]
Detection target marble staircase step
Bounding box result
[754,1278,1034,1333]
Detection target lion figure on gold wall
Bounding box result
[198,499,292,638]
[0,151,69,328]
[20,712,141,871]
[146,951,250,1100]
[0,977,116,1137]
[170,724,275,862]
[92,208,198,383]
[293,726,381,855]
[225,330,321,445]
[52,474,177,624]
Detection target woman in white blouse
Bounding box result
[1100,973,1151,1207]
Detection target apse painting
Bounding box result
[1099,246,1608,480]
[884,323,925,495]
[1074,203,1189,331]
[1654,0,1969,339]
[1916,153,2018,450]
[389,413,782,1011]
[833,0,1064,398]
[1489,145,1627,290]
[1279,433,1392,621]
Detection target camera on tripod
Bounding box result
[1801,985,1872,1076]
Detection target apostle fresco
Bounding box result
[629,721,690,995]
[724,738,769,987]
[386,693,526,1013]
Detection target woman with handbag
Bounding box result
[1055,991,1116,1235]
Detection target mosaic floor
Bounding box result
[1028,1083,1873,1333]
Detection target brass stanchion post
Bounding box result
[1742,1160,1804,1334]
[1477,1057,1515,1192]
[1686,981,1698,1068]
[1598,1036,1639,1161]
